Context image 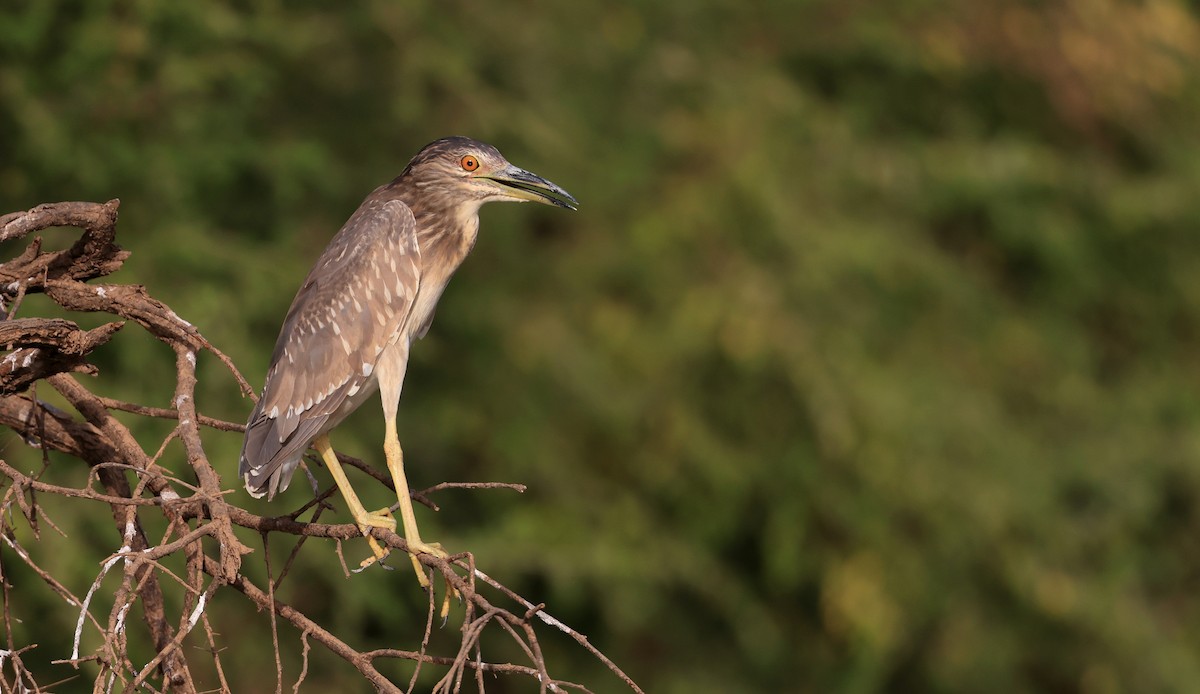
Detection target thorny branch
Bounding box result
[0,201,642,693]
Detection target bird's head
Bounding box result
[401,136,577,212]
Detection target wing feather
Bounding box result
[240,196,421,498]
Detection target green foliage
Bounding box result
[4,0,1200,691]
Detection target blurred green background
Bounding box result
[4,1,1200,691]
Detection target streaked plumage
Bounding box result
[239,136,576,581]
[241,198,421,497]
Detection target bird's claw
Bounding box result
[349,519,460,617]
[405,539,445,588]
[409,540,448,558]
[360,508,397,531]
[351,509,398,572]
[403,540,461,617]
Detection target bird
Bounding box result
[239,136,576,585]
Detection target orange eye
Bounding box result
[460,155,479,171]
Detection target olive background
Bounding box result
[4,2,1200,692]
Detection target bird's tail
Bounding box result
[240,410,308,500]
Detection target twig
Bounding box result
[96,396,244,432]
[473,568,646,694]
[263,534,284,694]
[0,201,642,693]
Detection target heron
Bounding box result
[239,137,576,585]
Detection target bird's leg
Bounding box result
[382,417,450,590]
[313,435,395,565]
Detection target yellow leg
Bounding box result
[382,417,449,588]
[313,435,394,566]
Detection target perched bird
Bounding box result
[240,137,576,584]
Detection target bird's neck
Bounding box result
[375,178,482,281]
[416,206,480,277]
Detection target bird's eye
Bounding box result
[460,155,479,172]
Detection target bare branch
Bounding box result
[0,201,642,693]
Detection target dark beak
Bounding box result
[485,165,578,210]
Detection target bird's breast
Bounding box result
[406,215,478,342]
[406,277,450,343]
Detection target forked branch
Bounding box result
[0,201,642,693]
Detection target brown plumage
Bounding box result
[240,137,575,582]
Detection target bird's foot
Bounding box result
[358,508,397,530]
[405,539,461,618]
[404,538,447,588]
[354,509,397,572]
[408,539,448,559]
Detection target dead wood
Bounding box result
[0,201,642,694]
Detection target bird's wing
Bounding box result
[240,197,422,498]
